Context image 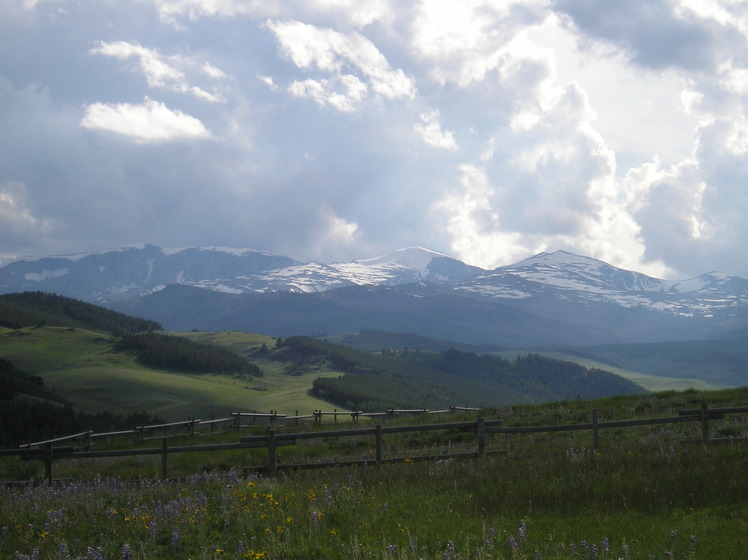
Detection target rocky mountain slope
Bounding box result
[2,245,747,346]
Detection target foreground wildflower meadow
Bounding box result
[2,433,746,560]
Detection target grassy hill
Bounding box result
[0,291,160,334]
[0,326,339,422]
[2,293,743,450]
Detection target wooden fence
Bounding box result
[2,403,746,484]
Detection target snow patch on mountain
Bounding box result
[24,268,69,282]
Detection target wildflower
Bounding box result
[386,544,397,556]
[121,544,133,560]
[508,535,518,550]
[171,530,180,550]
[518,522,526,543]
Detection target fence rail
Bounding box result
[2,403,746,484]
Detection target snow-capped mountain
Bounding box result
[0,245,483,299]
[2,245,748,346]
[0,245,299,301]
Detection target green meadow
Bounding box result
[2,388,747,559]
[0,326,345,420]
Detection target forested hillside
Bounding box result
[273,337,645,410]
[115,333,262,377]
[0,292,160,334]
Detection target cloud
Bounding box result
[80,97,211,142]
[409,0,548,86]
[265,19,415,110]
[90,40,226,102]
[7,0,748,281]
[554,0,717,70]
[413,110,459,150]
[0,181,56,255]
[142,0,393,28]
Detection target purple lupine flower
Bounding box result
[444,540,456,559]
[569,541,577,556]
[508,535,519,550]
[518,522,526,543]
[386,544,397,556]
[85,547,104,560]
[121,544,133,560]
[590,544,599,560]
[171,530,180,550]
[534,551,542,560]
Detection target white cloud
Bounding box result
[90,40,226,103]
[141,0,393,28]
[0,181,56,247]
[288,75,367,112]
[409,0,548,86]
[436,164,534,269]
[413,110,458,150]
[266,19,415,111]
[80,97,211,142]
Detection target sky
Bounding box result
[2,1,748,279]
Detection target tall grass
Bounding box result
[3,388,746,558]
[2,433,746,558]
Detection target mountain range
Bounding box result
[2,245,747,347]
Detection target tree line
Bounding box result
[275,338,647,411]
[115,333,262,377]
[0,292,161,334]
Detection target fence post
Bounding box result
[477,417,486,459]
[44,442,53,483]
[295,411,299,427]
[375,424,383,467]
[701,402,710,442]
[591,408,599,450]
[267,428,277,476]
[161,438,169,481]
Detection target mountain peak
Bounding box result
[354,246,453,273]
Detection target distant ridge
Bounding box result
[2,245,748,347]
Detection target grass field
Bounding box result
[0,327,344,420]
[1,388,747,559]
